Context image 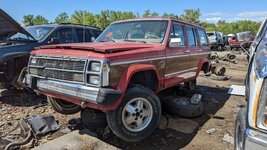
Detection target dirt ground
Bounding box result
[0,51,248,150]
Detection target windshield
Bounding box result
[95,20,169,43]
[9,26,53,41]
[236,31,252,41]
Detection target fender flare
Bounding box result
[195,57,210,77]
[106,64,161,110]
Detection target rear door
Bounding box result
[165,22,189,86]
[185,26,201,78]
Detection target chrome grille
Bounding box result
[29,56,87,84]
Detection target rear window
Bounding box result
[198,30,209,47]
[207,32,215,37]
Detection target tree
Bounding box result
[55,12,70,23]
[95,10,111,29]
[143,9,151,17]
[71,10,96,26]
[33,15,49,25]
[180,9,201,24]
[22,15,35,26]
[163,13,176,17]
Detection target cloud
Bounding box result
[238,11,267,17]
[202,11,267,23]
[204,17,223,23]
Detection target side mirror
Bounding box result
[48,38,60,44]
[91,37,96,42]
[169,38,182,48]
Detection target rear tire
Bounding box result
[48,96,82,115]
[106,84,161,142]
[234,107,247,150]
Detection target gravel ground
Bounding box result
[0,51,248,150]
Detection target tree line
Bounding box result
[22,9,261,35]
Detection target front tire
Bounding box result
[234,107,247,150]
[48,96,82,115]
[106,85,161,142]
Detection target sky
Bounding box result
[1,0,267,24]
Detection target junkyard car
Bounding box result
[207,31,225,51]
[0,9,102,89]
[234,18,267,150]
[22,17,211,142]
[229,31,254,51]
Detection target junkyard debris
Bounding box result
[32,129,119,150]
[222,133,234,145]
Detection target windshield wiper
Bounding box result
[99,39,116,42]
[123,39,146,43]
[11,37,34,41]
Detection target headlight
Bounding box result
[87,60,109,86]
[257,79,267,129]
[88,75,100,85]
[30,58,37,65]
[89,61,101,72]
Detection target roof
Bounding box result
[112,16,203,29]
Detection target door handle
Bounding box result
[184,50,190,53]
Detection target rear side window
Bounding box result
[197,30,209,47]
[186,27,197,46]
[170,24,185,46]
[76,28,92,42]
[50,28,74,44]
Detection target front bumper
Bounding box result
[245,129,267,150]
[25,74,122,106]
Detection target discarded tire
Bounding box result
[48,97,82,115]
[214,66,226,76]
[80,108,107,128]
[210,74,229,81]
[163,97,204,118]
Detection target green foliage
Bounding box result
[179,9,201,24]
[143,9,159,17]
[22,15,35,26]
[201,20,261,35]
[22,14,48,26]
[55,12,70,23]
[33,15,48,25]
[21,9,261,35]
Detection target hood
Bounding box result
[0,9,35,40]
[37,42,158,53]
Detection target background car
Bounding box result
[207,31,225,51]
[0,9,102,89]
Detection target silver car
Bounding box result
[234,17,267,150]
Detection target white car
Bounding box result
[234,17,267,150]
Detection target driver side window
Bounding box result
[50,28,74,44]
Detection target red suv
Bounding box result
[22,17,211,142]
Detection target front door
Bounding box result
[165,22,189,87]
